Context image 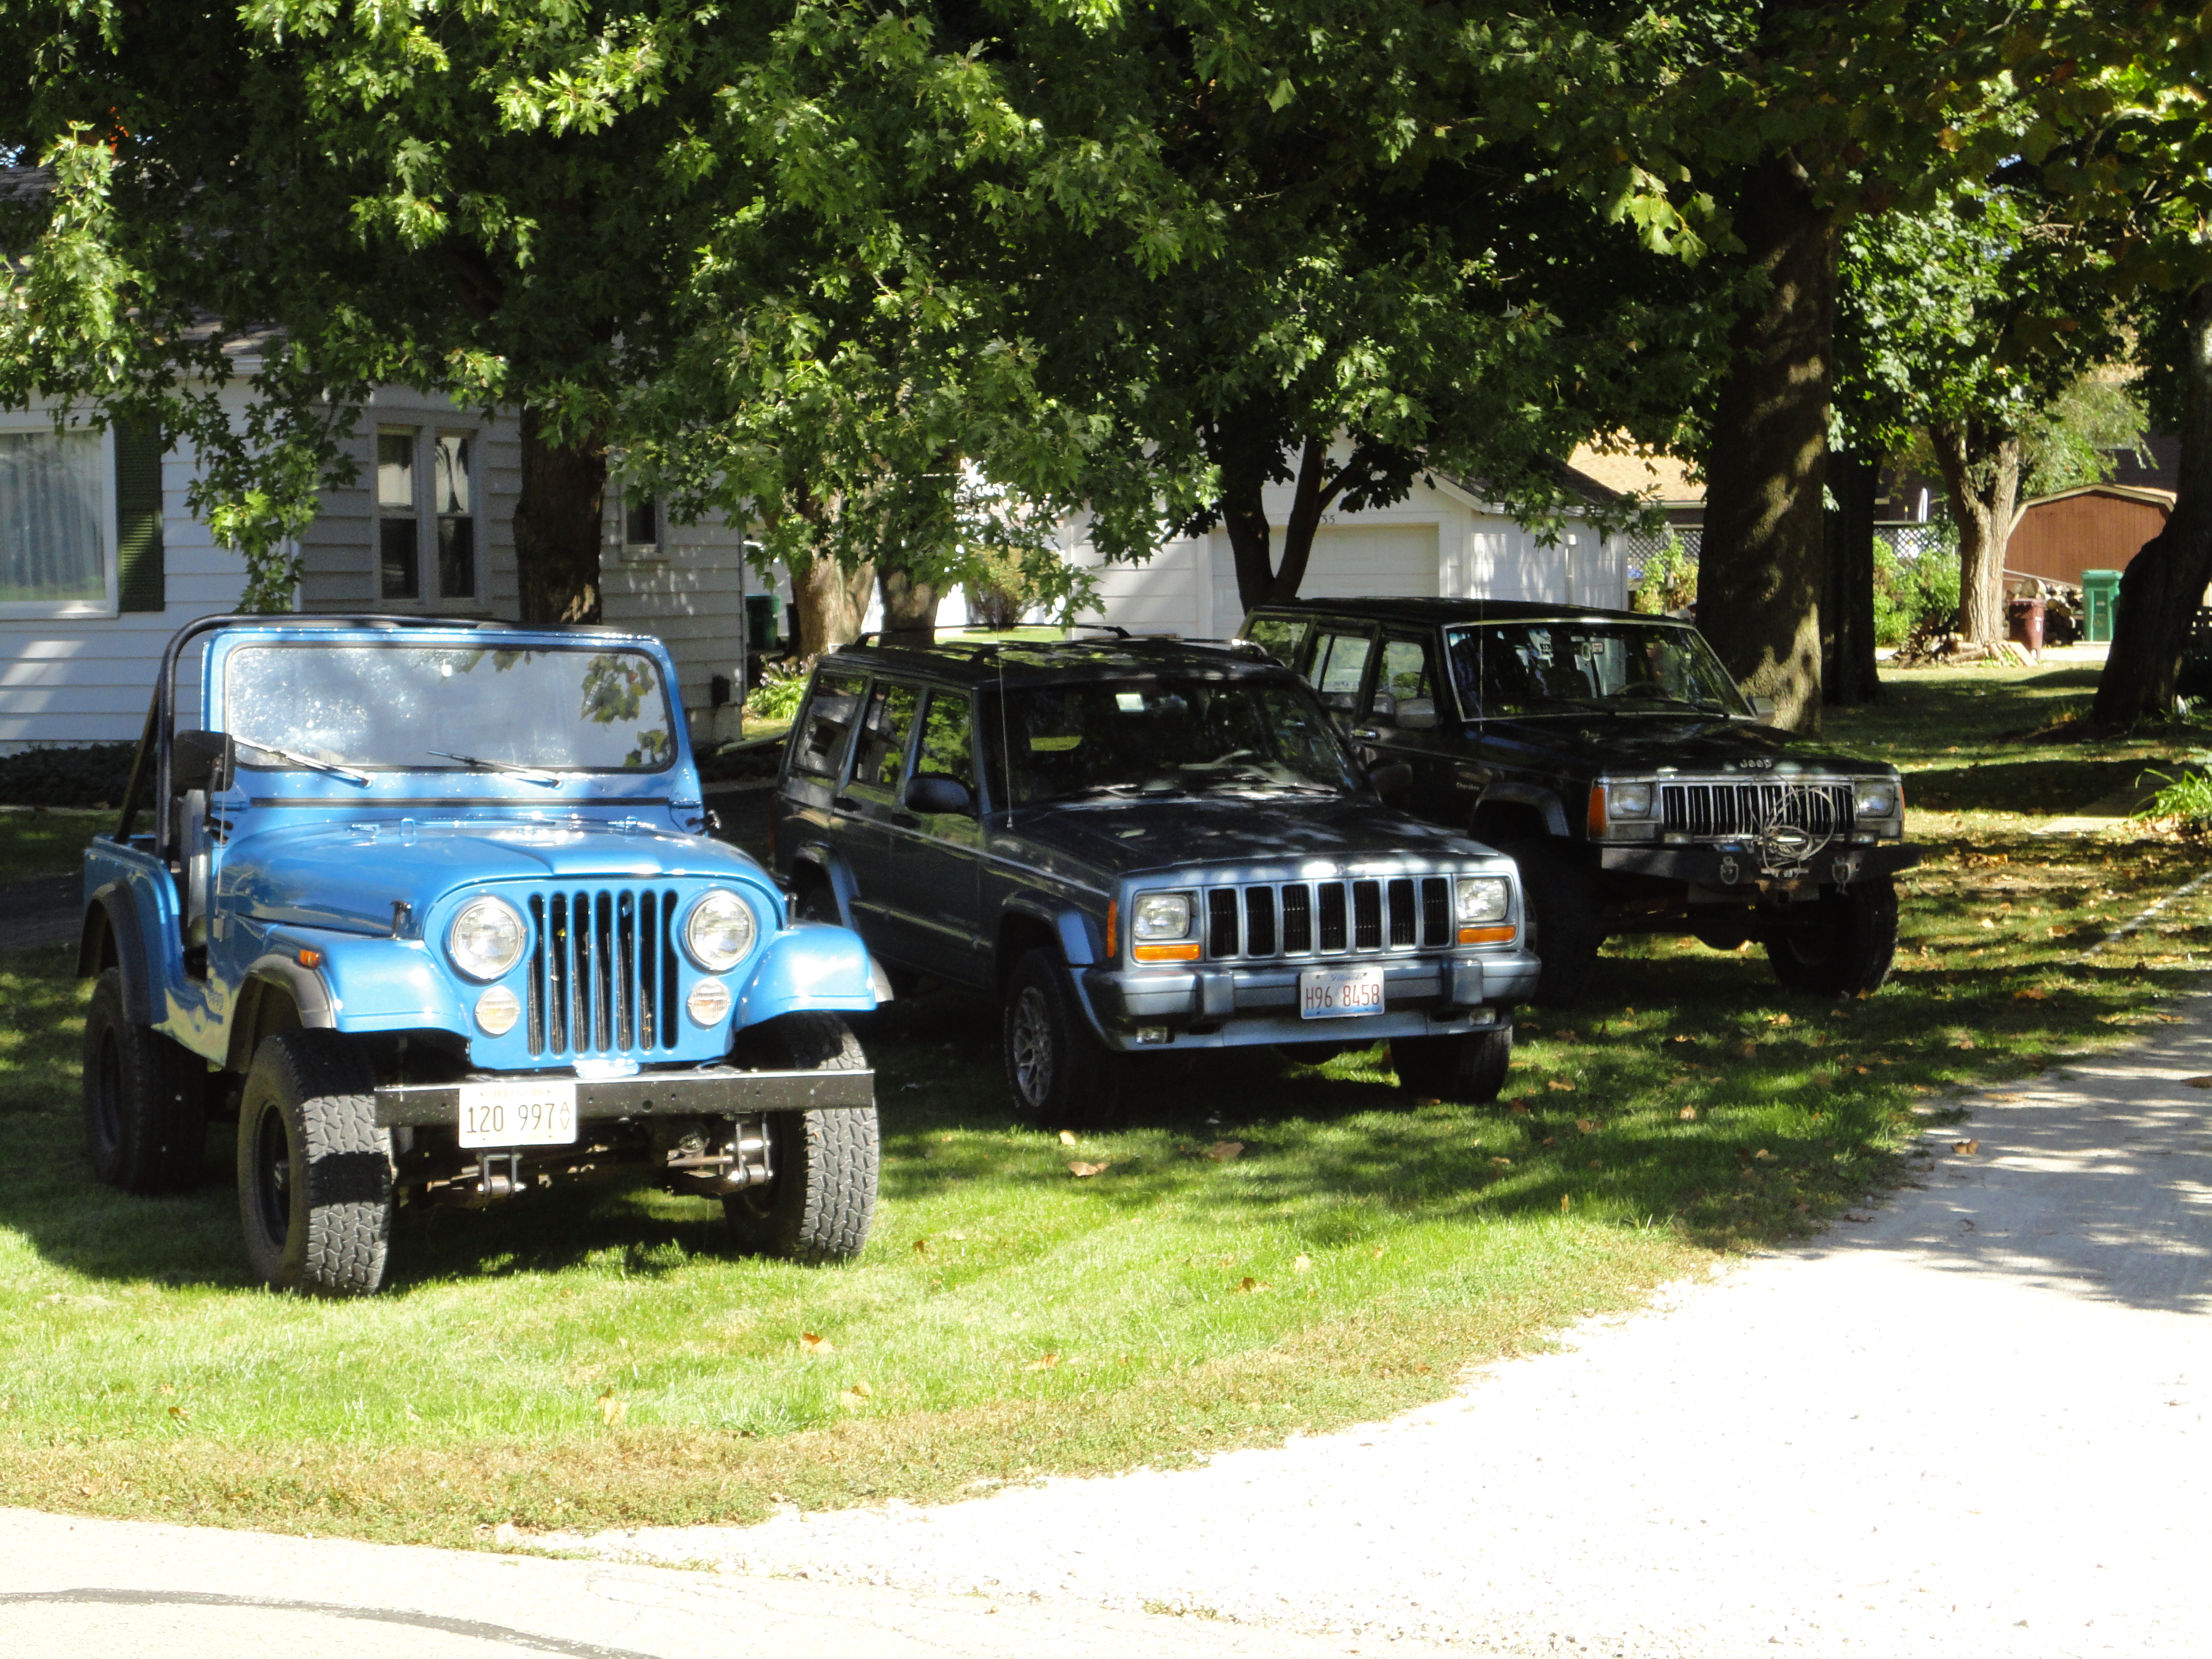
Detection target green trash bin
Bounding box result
[2081,568,2121,644]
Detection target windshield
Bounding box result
[990,677,1357,806]
[1448,621,1748,718]
[222,643,677,772]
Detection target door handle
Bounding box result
[1351,728,1381,741]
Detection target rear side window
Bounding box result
[1242,613,1311,669]
[792,670,866,778]
[916,690,978,790]
[1308,630,1375,713]
[851,682,922,792]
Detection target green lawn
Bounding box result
[2,662,2207,1547]
[0,810,110,885]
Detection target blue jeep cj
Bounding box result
[78,615,882,1295]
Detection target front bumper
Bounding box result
[1598,840,1920,889]
[1077,949,1541,1052]
[373,1065,875,1128]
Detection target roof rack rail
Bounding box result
[847,622,1133,646]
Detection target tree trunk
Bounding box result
[513,407,607,625]
[2095,284,2212,724]
[1927,419,2020,644]
[878,565,940,648]
[789,555,875,659]
[1822,448,1882,705]
[1696,155,1836,734]
[1215,418,1345,616]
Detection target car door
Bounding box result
[1305,624,1379,733]
[838,679,923,940]
[777,667,868,882]
[1354,629,1458,821]
[886,687,989,986]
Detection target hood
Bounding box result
[1002,794,1492,883]
[1484,715,1896,778]
[221,816,774,935]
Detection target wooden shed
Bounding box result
[2005,484,2174,586]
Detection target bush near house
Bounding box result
[0,743,137,810]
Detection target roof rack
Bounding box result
[846,622,1132,646]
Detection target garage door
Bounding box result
[1213,523,1439,633]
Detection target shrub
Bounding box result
[1874,537,1962,647]
[0,742,138,809]
[1629,536,1697,613]
[2133,758,2212,836]
[744,655,817,722]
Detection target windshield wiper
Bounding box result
[428,750,560,785]
[235,739,369,786]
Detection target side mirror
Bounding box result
[1394,696,1437,731]
[1368,761,1414,801]
[903,773,975,816]
[172,729,235,795]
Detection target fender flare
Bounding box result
[77,882,154,1025]
[1471,783,1572,841]
[787,842,860,928]
[224,954,337,1074]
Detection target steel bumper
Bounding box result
[1598,840,1921,888]
[373,1066,875,1129]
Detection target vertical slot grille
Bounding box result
[1206,888,1241,958]
[1352,880,1382,949]
[1318,882,1348,952]
[1282,884,1313,954]
[1387,878,1417,947]
[1658,780,1856,839]
[524,886,680,1057]
[1244,887,1277,957]
[1420,877,1451,947]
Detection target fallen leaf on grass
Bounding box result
[165,1404,187,1422]
[1489,1156,1513,1168]
[1292,1253,1312,1273]
[1059,1130,1077,1145]
[1024,1353,1060,1371]
[597,1387,626,1428]
[1546,1079,1577,1093]
[1205,1141,1244,1161]
[1768,1013,1792,1028]
[494,1522,521,1546]
[1508,1100,1532,1115]
[1678,1105,1699,1120]
[799,1332,834,1354]
[1753,1148,1775,1161]
[1736,1041,1757,1058]
[911,1238,928,1254]
[1559,1194,1571,1213]
[1372,1245,1386,1259]
[2013,987,2048,1002]
[1235,1276,1268,1293]
[1575,1118,1596,1134]
[1953,1139,1981,1156]
[1068,1160,1112,1178]
[839,1381,873,1408]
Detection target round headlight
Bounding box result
[1854,783,1899,818]
[685,889,758,971]
[1132,891,1194,940]
[448,897,525,981]
[474,985,521,1036]
[1456,876,1511,924]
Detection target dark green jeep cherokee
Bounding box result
[1239,599,1919,1007]
[772,635,1540,1123]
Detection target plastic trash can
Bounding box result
[2081,569,2120,644]
[2007,595,2047,658]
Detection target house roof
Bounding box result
[1434,455,1633,514]
[2019,483,2176,512]
[1564,444,1704,504]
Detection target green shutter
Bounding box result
[114,419,165,613]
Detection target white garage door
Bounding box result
[1213,522,1440,633]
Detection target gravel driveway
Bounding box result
[561,998,2212,1658]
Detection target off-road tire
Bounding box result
[725,1012,878,1261]
[82,968,208,1193]
[1765,873,1901,997]
[1392,1024,1514,1102]
[236,1030,393,1295]
[1499,838,1602,1007]
[1003,948,1123,1129]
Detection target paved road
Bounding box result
[558,996,2212,1657]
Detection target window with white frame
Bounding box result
[620,481,662,561]
[0,423,115,616]
[377,426,477,603]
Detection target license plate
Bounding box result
[456,1080,579,1149]
[1299,966,1386,1019]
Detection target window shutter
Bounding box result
[115,419,165,613]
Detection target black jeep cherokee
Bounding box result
[771,634,1540,1123]
[1238,599,1918,1007]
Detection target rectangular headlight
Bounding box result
[1132,891,1194,940]
[1608,781,1654,818]
[1854,782,1899,818]
[1456,876,1511,924]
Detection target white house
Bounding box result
[1050,459,1633,640]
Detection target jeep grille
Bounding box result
[1659,781,1855,840]
[524,888,683,1057]
[1200,876,1453,961]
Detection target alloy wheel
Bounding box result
[1010,986,1055,1108]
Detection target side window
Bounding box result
[916,690,977,790]
[792,670,866,778]
[1308,630,1375,715]
[1243,613,1311,669]
[852,681,922,792]
[1376,636,1433,700]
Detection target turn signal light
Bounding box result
[1458,925,1516,946]
[1586,784,1607,838]
[1133,942,1202,963]
[295,948,323,968]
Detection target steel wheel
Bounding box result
[247,1097,291,1256]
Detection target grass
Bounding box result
[0,809,110,886]
[3,660,2209,1549]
